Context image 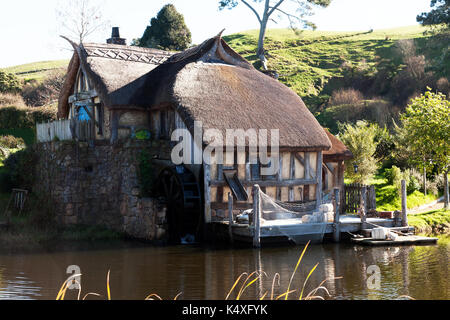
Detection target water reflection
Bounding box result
[0,237,448,300]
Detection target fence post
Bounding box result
[253,185,261,248]
[333,188,341,242]
[401,180,408,227]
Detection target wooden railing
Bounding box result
[36,119,95,143]
[343,183,376,214]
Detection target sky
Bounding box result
[0,0,433,68]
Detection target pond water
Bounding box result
[0,236,448,300]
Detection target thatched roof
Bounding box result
[323,129,353,162]
[129,36,332,150]
[58,35,332,150]
[58,41,173,118]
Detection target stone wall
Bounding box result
[33,139,172,242]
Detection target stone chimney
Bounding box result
[107,27,126,45]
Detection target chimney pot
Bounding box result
[107,27,126,45]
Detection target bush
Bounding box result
[329,88,364,106]
[0,92,26,107]
[0,71,22,93]
[0,135,25,149]
[3,147,37,191]
[0,105,57,129]
[21,69,65,107]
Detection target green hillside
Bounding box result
[0,60,69,82]
[223,25,449,119]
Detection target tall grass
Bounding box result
[55,241,342,301]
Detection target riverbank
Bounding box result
[408,208,450,235]
[0,192,126,251]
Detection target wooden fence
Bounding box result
[343,183,376,214]
[36,119,94,143]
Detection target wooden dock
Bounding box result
[350,236,438,246]
[212,183,438,247]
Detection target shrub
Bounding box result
[21,69,65,107]
[0,135,25,149]
[0,92,26,107]
[0,105,57,129]
[436,77,450,97]
[0,71,22,93]
[329,88,364,106]
[3,147,37,191]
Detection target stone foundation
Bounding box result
[33,140,171,241]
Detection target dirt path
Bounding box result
[408,197,446,215]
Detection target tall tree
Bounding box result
[417,0,450,30]
[56,0,110,44]
[338,121,380,184]
[400,90,450,208]
[219,0,331,70]
[139,4,192,51]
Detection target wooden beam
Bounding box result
[253,185,261,248]
[228,192,234,244]
[324,162,335,174]
[333,188,341,242]
[294,152,305,167]
[204,164,212,224]
[316,151,323,208]
[305,152,311,180]
[401,180,408,227]
[210,178,317,188]
[69,90,98,103]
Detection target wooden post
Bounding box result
[228,192,233,244]
[204,164,212,224]
[253,185,261,248]
[401,180,408,227]
[360,186,367,229]
[316,151,323,209]
[333,188,341,242]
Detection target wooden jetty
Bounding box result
[211,182,438,248]
[350,236,438,246]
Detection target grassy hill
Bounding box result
[0,60,69,82]
[223,25,449,117]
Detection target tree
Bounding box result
[338,121,379,184]
[417,0,450,30]
[219,0,331,70]
[56,0,110,44]
[400,90,450,208]
[138,4,192,51]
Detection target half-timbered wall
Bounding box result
[209,150,323,220]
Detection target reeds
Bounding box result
[56,241,340,300]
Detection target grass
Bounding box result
[0,60,69,82]
[369,172,439,212]
[408,208,450,235]
[223,25,448,111]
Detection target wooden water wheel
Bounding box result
[156,166,202,243]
